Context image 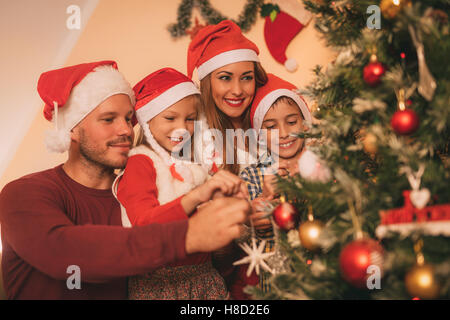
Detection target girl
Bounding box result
[113,67,247,300]
[187,20,269,299]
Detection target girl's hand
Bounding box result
[189,170,249,206]
[207,170,248,199]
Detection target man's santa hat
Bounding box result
[187,20,260,80]
[133,67,217,181]
[250,73,312,131]
[38,60,135,153]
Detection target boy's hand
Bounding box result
[262,159,301,199]
[249,197,272,230]
[262,173,277,199]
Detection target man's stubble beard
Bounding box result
[78,128,129,171]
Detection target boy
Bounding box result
[240,73,312,293]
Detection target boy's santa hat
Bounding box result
[250,73,312,131]
[133,68,217,181]
[38,60,135,153]
[187,20,260,80]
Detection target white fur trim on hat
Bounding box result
[135,81,199,124]
[45,65,135,153]
[197,49,259,80]
[253,88,312,131]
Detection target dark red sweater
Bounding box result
[0,165,188,300]
[117,154,209,267]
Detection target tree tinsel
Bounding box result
[168,0,264,38]
[245,0,450,300]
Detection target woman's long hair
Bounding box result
[200,62,268,174]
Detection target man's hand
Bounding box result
[185,197,250,254]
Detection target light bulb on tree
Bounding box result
[405,239,440,299]
[298,206,324,251]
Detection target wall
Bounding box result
[0,0,336,299]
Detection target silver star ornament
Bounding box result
[233,237,275,277]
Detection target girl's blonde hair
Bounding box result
[199,62,268,175]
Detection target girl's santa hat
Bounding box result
[187,20,260,80]
[133,68,217,181]
[134,68,200,125]
[250,73,312,131]
[38,60,135,153]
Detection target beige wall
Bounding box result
[0,0,335,188]
[0,0,335,298]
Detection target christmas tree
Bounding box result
[247,0,450,300]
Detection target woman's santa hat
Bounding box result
[38,60,135,153]
[250,73,312,131]
[133,68,217,182]
[187,20,260,80]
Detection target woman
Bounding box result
[187,20,269,299]
[187,20,268,175]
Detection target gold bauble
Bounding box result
[380,0,412,19]
[405,264,440,299]
[362,132,378,155]
[298,220,324,251]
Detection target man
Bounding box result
[0,61,250,299]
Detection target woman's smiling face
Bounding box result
[210,61,256,123]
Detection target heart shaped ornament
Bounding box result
[410,188,431,209]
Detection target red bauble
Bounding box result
[273,202,298,230]
[391,109,420,135]
[339,239,384,288]
[363,62,386,86]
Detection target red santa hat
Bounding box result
[187,20,260,80]
[250,73,312,130]
[38,60,135,153]
[261,3,312,72]
[133,67,200,125]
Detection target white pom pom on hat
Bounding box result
[38,60,135,153]
[284,58,298,72]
